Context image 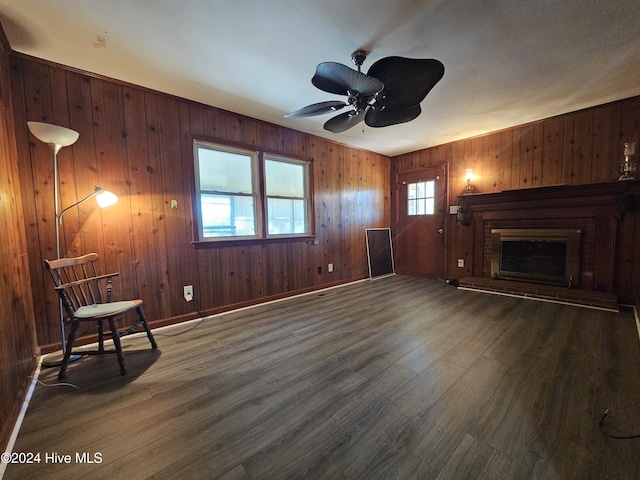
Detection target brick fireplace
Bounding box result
[456,180,640,309]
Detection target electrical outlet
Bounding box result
[328,263,333,272]
[183,285,193,302]
[457,259,464,268]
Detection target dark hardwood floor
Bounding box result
[5,276,640,479]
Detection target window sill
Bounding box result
[192,235,318,249]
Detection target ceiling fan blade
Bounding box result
[365,105,422,128]
[312,62,384,97]
[367,57,444,110]
[284,101,347,118]
[323,109,366,133]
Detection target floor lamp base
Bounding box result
[41,352,83,368]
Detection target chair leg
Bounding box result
[108,317,127,375]
[58,322,79,380]
[97,319,104,352]
[136,305,157,349]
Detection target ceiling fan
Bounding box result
[285,50,444,133]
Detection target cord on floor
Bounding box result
[155,297,209,337]
[598,409,640,440]
[29,376,78,389]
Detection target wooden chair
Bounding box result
[44,253,158,380]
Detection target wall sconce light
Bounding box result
[463,168,474,194]
[456,205,469,226]
[619,141,637,180]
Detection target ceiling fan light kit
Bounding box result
[285,50,444,133]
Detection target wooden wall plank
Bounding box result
[498,130,513,191]
[122,86,162,321]
[450,140,467,201]
[532,122,544,187]
[518,125,535,188]
[541,116,563,185]
[471,136,484,192]
[572,109,595,185]
[484,132,500,191]
[141,92,172,319]
[510,127,523,189]
[561,113,576,184]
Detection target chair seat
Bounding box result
[75,300,141,319]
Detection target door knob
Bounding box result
[438,228,444,234]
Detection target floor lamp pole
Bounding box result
[52,146,69,357]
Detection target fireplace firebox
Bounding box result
[491,229,581,287]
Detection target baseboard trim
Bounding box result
[457,285,619,313]
[0,360,41,479]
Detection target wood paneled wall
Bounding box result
[0,35,38,451]
[9,54,390,350]
[391,96,640,304]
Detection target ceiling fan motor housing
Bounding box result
[351,50,367,70]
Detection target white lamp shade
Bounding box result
[27,121,79,147]
[96,190,118,208]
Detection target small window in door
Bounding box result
[407,180,435,215]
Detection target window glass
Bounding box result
[197,149,253,193]
[407,180,435,216]
[265,160,305,197]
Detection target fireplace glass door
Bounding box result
[491,229,581,287]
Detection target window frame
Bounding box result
[263,153,311,239]
[192,138,314,246]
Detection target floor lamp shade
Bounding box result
[27,121,79,152]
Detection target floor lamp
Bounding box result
[27,121,118,367]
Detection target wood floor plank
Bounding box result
[402,355,512,471]
[5,276,640,480]
[390,359,466,418]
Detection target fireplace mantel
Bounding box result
[457,180,640,300]
[458,179,640,213]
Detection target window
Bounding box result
[194,142,258,238]
[407,180,435,215]
[193,140,311,242]
[264,155,309,236]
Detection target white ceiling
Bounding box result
[1,0,639,156]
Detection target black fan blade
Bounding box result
[367,57,444,110]
[365,105,422,128]
[312,62,384,97]
[284,101,347,118]
[324,109,366,133]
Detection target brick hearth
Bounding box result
[458,276,618,311]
